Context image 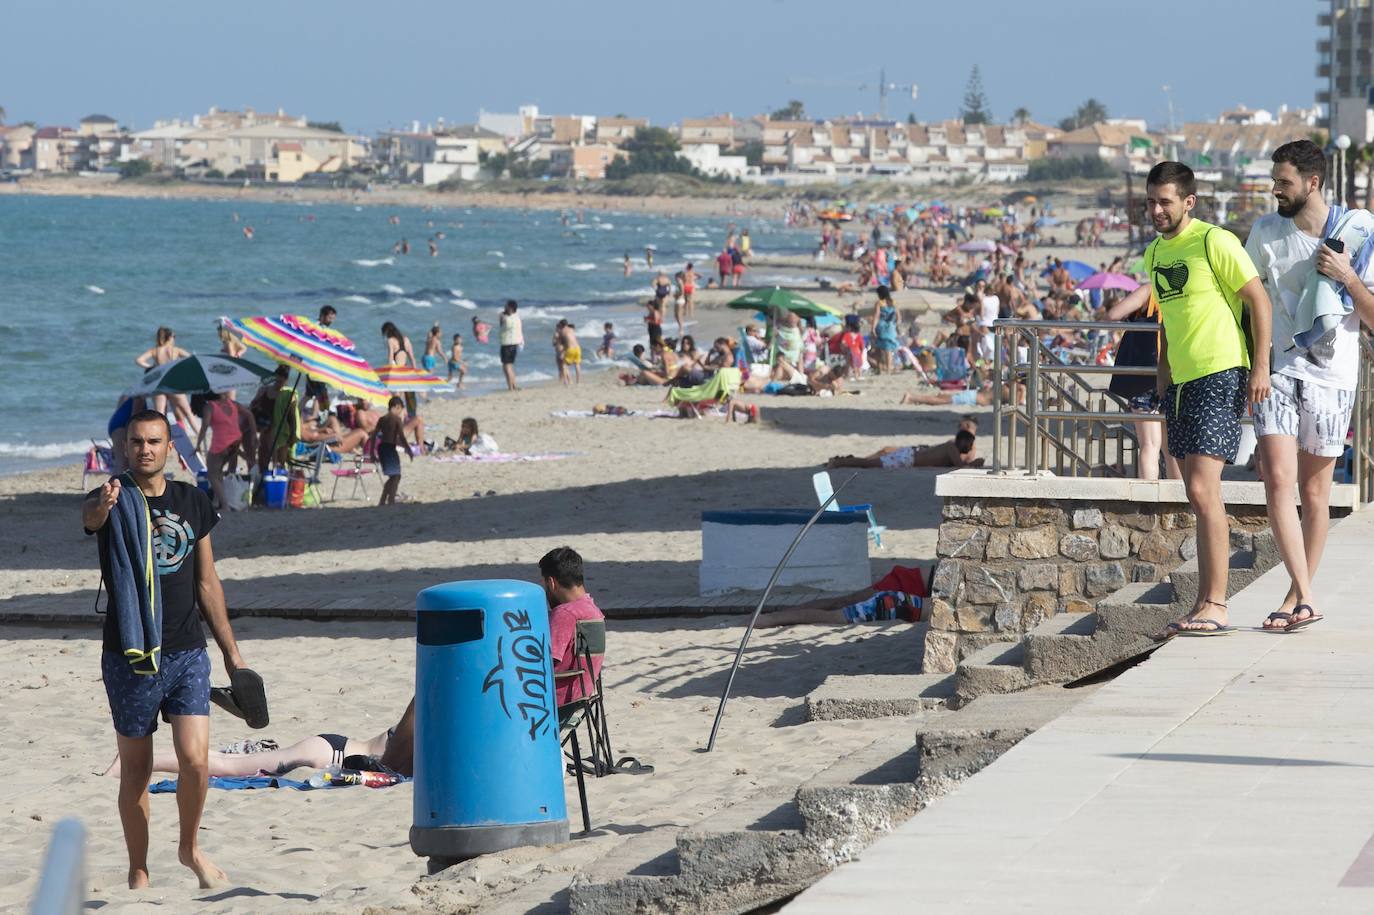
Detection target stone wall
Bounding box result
[922,497,1271,673]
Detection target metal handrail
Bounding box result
[991,319,1374,502]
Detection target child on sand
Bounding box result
[597,322,617,359]
[560,321,582,385]
[376,396,409,506]
[448,333,466,388]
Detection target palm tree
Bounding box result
[1076,98,1108,127]
[1012,107,1031,126]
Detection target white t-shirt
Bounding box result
[499,313,523,347]
[1245,212,1369,391]
[979,295,1000,328]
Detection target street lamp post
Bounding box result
[1336,134,1352,207]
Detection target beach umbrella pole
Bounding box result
[704,472,856,752]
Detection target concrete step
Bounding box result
[794,728,927,866]
[566,830,684,915]
[1094,581,1176,635]
[805,673,956,721]
[1023,610,1151,683]
[916,686,1080,800]
[1168,549,1260,611]
[952,640,1031,705]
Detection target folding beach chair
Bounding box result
[556,620,652,834]
[82,439,114,490]
[933,347,971,390]
[168,421,206,478]
[813,470,886,549]
[287,441,337,508]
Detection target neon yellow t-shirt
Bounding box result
[1147,218,1257,384]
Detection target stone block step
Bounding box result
[804,673,955,721]
[1168,549,1259,610]
[1094,581,1175,634]
[952,640,1030,704]
[1024,609,1150,683]
[915,686,1079,798]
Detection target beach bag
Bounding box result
[288,470,307,509]
[1108,298,1159,398]
[223,473,253,512]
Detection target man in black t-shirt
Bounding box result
[83,410,255,890]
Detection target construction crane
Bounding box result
[786,67,918,120]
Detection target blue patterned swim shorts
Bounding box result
[102,648,211,738]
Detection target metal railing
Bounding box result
[991,319,1157,478]
[989,319,1374,503]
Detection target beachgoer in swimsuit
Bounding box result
[682,262,697,320]
[472,315,491,345]
[448,333,466,387]
[560,322,582,385]
[871,285,902,374]
[135,326,199,433]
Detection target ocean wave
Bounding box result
[595,224,614,230]
[566,263,598,271]
[451,298,477,310]
[381,283,405,295]
[399,298,433,308]
[85,285,106,295]
[487,250,505,257]
[353,257,394,267]
[339,295,372,304]
[0,440,91,460]
[518,371,556,382]
[498,262,507,269]
[449,288,464,298]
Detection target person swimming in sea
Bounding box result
[472,315,491,345]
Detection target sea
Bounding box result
[0,193,818,475]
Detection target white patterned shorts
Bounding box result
[1253,373,1355,458]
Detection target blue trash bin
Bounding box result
[410,579,570,864]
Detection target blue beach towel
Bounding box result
[106,472,162,675]
[1292,205,1374,361]
[150,775,312,792]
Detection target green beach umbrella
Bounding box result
[128,353,273,396]
[1128,255,1147,275]
[726,287,841,319]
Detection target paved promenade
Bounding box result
[789,508,1374,914]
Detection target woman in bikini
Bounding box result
[682,262,697,322]
[134,326,198,433]
[106,701,416,778]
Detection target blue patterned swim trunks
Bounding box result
[102,648,211,738]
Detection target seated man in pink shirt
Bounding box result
[539,547,604,705]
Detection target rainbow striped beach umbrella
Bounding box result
[375,364,449,392]
[224,314,390,404]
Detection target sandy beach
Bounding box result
[0,203,1135,912]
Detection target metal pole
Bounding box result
[1026,329,1040,475]
[705,473,857,752]
[992,324,1004,474]
[29,818,85,915]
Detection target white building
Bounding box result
[679,142,751,179]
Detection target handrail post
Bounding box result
[991,322,1004,474]
[1026,327,1040,476]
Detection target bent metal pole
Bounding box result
[705,472,857,752]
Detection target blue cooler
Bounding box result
[410,580,569,865]
[262,472,288,509]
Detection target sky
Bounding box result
[3,0,1315,135]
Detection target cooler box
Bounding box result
[410,579,569,866]
[262,472,288,509]
[700,508,871,596]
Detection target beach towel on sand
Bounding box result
[105,472,163,675]
[431,451,582,463]
[149,774,411,792]
[550,409,678,419]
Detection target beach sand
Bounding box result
[0,215,1134,912]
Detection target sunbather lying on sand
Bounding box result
[827,428,981,469]
[758,565,927,626]
[104,700,416,779]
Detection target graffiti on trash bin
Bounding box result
[481,608,553,741]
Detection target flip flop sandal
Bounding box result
[210,669,271,729]
[1178,619,1236,637]
[609,756,655,775]
[1259,611,1293,633]
[1152,622,1184,643]
[1284,604,1324,632]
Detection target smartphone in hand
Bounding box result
[1324,237,1345,253]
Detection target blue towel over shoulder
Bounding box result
[105,472,162,674]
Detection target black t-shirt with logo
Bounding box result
[92,481,218,654]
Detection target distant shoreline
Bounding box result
[0,174,787,219]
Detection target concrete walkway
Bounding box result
[789,508,1374,914]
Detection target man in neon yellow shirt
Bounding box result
[1145,162,1273,638]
